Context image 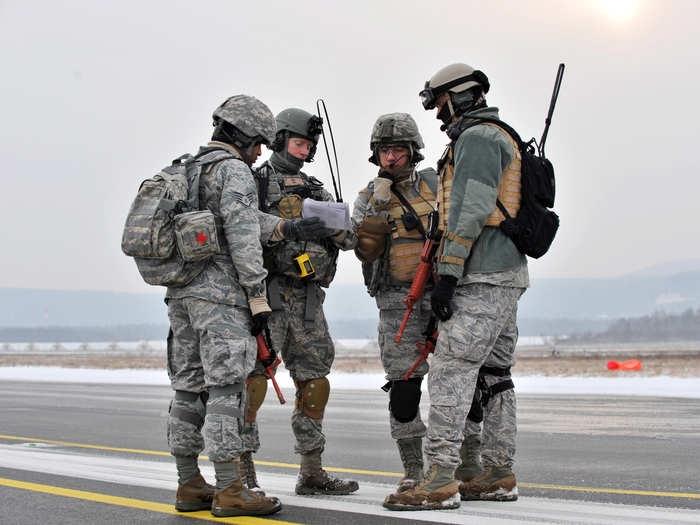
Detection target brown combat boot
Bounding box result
[459,466,518,501]
[211,479,282,517]
[396,437,424,493]
[239,451,265,496]
[175,472,215,512]
[384,463,460,511]
[295,448,359,495]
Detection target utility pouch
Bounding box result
[174,210,221,262]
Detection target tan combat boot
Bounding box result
[396,437,424,493]
[454,433,483,483]
[383,463,460,511]
[239,451,265,495]
[459,466,518,501]
[295,448,359,495]
[175,472,215,512]
[211,479,282,517]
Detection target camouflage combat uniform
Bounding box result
[352,168,436,442]
[241,151,354,457]
[165,143,281,463]
[426,105,528,474]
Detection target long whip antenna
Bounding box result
[539,63,565,157]
[316,99,342,202]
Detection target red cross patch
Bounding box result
[195,232,208,245]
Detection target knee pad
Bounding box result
[169,390,207,429]
[294,377,330,419]
[389,378,422,423]
[245,375,268,422]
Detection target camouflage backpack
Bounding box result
[121,151,232,287]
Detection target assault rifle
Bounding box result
[403,316,438,380]
[255,329,285,404]
[395,211,442,343]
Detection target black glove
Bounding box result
[431,275,458,322]
[282,217,334,241]
[250,311,270,336]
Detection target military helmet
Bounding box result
[369,113,424,165]
[212,94,276,145]
[276,108,323,143]
[419,63,490,110]
[370,113,424,149]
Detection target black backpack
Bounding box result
[457,117,559,259]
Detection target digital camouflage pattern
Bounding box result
[370,113,425,149]
[166,146,281,305]
[425,283,522,469]
[212,95,276,145]
[166,297,256,462]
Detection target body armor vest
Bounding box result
[437,123,521,235]
[256,162,338,286]
[386,178,435,283]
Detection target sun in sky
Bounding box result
[594,0,641,21]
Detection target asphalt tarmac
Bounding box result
[1,380,699,524]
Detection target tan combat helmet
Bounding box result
[369,113,424,165]
[419,63,490,109]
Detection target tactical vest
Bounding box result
[362,169,437,293]
[255,162,339,287]
[437,123,521,235]
[385,178,435,283]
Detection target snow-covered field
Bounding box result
[2,366,699,398]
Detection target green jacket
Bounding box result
[439,106,528,287]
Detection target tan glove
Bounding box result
[248,296,272,316]
[372,173,393,206]
[354,216,392,262]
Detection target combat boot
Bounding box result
[459,466,518,501]
[396,437,424,493]
[295,448,359,495]
[454,434,483,482]
[175,472,215,512]
[383,463,460,511]
[211,479,282,517]
[239,451,265,495]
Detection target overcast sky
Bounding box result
[2,0,699,294]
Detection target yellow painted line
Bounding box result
[2,434,700,500]
[519,482,700,499]
[0,477,299,524]
[0,434,170,457]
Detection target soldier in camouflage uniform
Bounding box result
[239,107,358,496]
[352,114,485,498]
[165,95,328,518]
[351,113,435,494]
[385,64,528,511]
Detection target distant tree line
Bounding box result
[567,309,700,343]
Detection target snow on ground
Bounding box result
[1,366,699,398]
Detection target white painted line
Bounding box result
[0,444,698,524]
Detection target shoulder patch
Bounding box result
[232,191,256,208]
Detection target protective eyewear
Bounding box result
[378,145,410,156]
[419,70,490,110]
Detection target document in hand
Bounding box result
[301,199,351,230]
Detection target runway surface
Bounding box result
[1,380,699,524]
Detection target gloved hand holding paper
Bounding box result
[302,199,351,231]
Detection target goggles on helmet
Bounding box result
[419,70,490,110]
